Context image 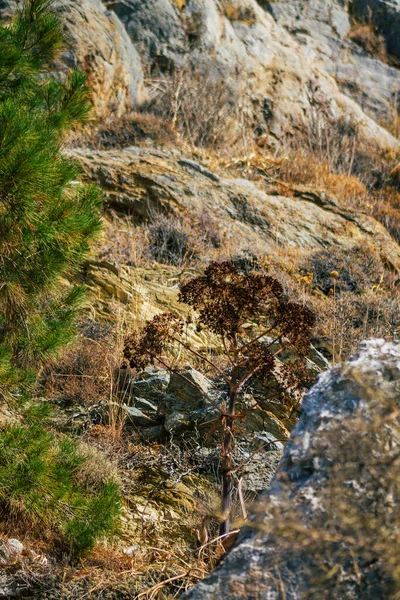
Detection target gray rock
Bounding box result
[178,159,220,182]
[73,147,400,272]
[121,404,158,427]
[138,425,165,443]
[164,410,192,435]
[117,368,170,403]
[103,0,399,152]
[270,0,400,122]
[167,366,212,406]
[184,339,400,599]
[6,540,23,556]
[134,398,158,413]
[104,0,187,65]
[0,539,24,564]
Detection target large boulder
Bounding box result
[58,0,145,118]
[0,0,145,119]
[184,339,400,599]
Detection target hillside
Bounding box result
[0,1,399,598]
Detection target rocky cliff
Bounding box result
[2,0,400,150]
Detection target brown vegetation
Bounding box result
[347,22,388,61]
[124,261,315,536]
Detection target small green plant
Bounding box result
[124,260,315,535]
[0,418,120,556]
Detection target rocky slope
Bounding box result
[102,0,399,150]
[73,146,400,268]
[1,0,400,598]
[270,0,400,122]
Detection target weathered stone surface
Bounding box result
[0,0,145,119]
[184,339,400,599]
[117,368,170,403]
[73,146,400,271]
[167,367,212,406]
[104,0,399,150]
[104,0,187,66]
[0,539,23,564]
[59,0,145,118]
[121,404,158,427]
[270,0,400,122]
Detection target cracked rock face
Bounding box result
[184,340,400,599]
[270,0,400,122]
[2,0,399,152]
[104,0,399,152]
[72,146,400,271]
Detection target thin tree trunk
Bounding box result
[220,422,233,536]
[220,370,238,536]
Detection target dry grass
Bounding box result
[369,185,400,244]
[43,336,112,407]
[75,442,121,492]
[141,60,254,152]
[347,21,388,61]
[251,245,399,365]
[46,85,400,595]
[222,0,257,24]
[72,112,178,151]
[217,145,400,247]
[98,212,228,269]
[42,313,135,440]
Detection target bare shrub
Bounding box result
[43,337,113,407]
[72,112,178,150]
[124,261,315,535]
[98,212,228,269]
[143,60,252,150]
[303,245,386,295]
[252,245,400,365]
[145,213,225,267]
[147,214,197,266]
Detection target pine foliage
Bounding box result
[0,1,118,558]
[0,0,103,395]
[0,420,120,555]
